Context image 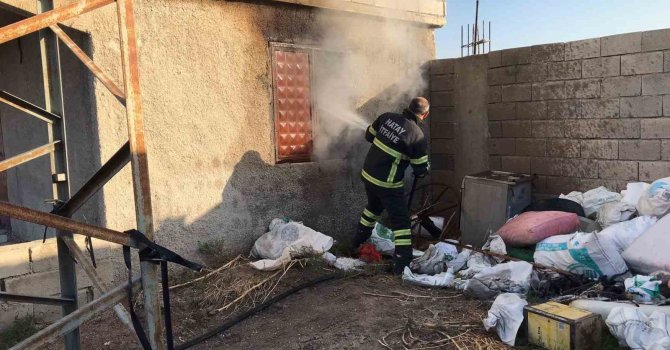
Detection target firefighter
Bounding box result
[354,97,430,274]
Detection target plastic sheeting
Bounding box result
[483,293,528,346]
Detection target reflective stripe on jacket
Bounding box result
[361,110,429,188]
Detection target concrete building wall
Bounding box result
[430,28,670,196]
[0,0,436,258]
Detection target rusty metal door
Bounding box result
[272,49,313,163]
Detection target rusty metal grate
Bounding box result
[272,49,313,162]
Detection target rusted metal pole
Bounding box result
[50,24,126,104]
[36,0,79,347]
[0,90,61,123]
[9,278,141,350]
[115,0,163,347]
[57,142,130,217]
[61,236,139,341]
[0,141,59,173]
[0,0,115,45]
[0,201,134,247]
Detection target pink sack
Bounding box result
[497,211,580,247]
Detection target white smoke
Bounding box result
[311,12,431,161]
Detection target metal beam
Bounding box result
[0,292,75,306]
[61,236,139,341]
[9,278,141,350]
[0,201,135,248]
[0,90,60,123]
[116,0,162,347]
[49,25,126,105]
[0,141,59,173]
[0,0,115,45]
[37,0,79,347]
[57,142,130,217]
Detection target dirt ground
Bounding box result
[40,259,512,350]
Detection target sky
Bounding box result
[436,0,670,59]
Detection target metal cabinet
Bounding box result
[459,171,533,247]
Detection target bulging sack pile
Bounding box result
[496,211,580,247]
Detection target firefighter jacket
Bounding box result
[361,110,429,189]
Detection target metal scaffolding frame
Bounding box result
[0,0,164,349]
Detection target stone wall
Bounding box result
[430,28,670,195]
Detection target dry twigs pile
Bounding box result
[379,318,508,350]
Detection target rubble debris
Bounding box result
[497,211,580,247]
[606,307,670,349]
[482,293,527,346]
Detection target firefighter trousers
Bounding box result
[357,180,412,248]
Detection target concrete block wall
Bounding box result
[0,237,121,329]
[429,58,457,186]
[430,28,670,195]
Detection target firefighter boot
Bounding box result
[392,246,413,275]
[351,228,372,254]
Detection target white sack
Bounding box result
[464,261,534,300]
[250,219,333,271]
[417,216,444,238]
[625,275,663,303]
[597,201,637,228]
[435,242,458,261]
[370,222,395,256]
[561,187,621,217]
[459,252,495,278]
[447,249,471,273]
[483,293,528,346]
[599,216,657,253]
[534,231,628,278]
[623,214,670,275]
[410,244,448,275]
[402,267,455,288]
[622,182,651,207]
[606,307,670,350]
[482,234,507,263]
[638,177,670,218]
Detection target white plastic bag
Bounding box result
[638,177,670,217]
[561,187,621,217]
[598,216,657,253]
[459,252,495,278]
[623,214,670,275]
[625,275,663,303]
[597,201,636,228]
[534,232,628,278]
[482,234,507,263]
[447,249,471,273]
[434,242,458,261]
[322,253,366,272]
[370,222,395,256]
[464,261,534,300]
[410,244,448,275]
[622,182,651,206]
[402,267,455,288]
[483,293,528,346]
[250,219,333,270]
[606,307,670,349]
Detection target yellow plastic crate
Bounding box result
[525,302,602,350]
